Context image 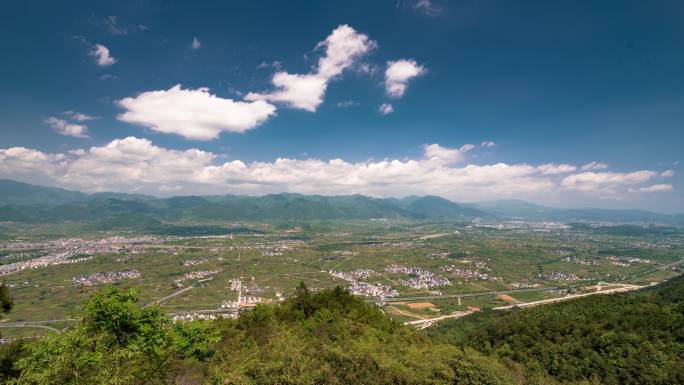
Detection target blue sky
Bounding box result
[0,0,682,212]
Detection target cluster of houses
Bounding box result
[563,256,598,266]
[605,256,651,266]
[72,270,141,286]
[363,241,425,249]
[538,271,583,281]
[348,281,398,299]
[439,265,500,281]
[171,311,236,322]
[510,281,539,289]
[329,268,377,281]
[328,269,398,299]
[0,252,92,276]
[174,269,222,285]
[0,236,155,276]
[385,265,451,289]
[182,258,208,267]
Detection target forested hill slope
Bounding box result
[2,179,683,225]
[427,274,684,385]
[2,277,683,384]
[2,284,523,385]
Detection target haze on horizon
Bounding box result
[0,1,682,213]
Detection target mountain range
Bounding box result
[0,179,682,227]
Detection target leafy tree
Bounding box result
[0,282,12,313]
[14,278,682,385]
[170,320,220,361]
[11,286,170,385]
[429,275,684,385]
[0,282,17,381]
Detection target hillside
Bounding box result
[0,181,479,224]
[427,275,684,385]
[1,284,522,385]
[3,276,682,384]
[0,180,682,225]
[469,199,682,225]
[0,179,87,207]
[393,195,492,220]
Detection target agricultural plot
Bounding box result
[0,220,682,337]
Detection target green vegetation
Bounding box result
[2,179,683,226]
[427,275,684,385]
[0,190,682,384]
[2,283,523,385]
[1,276,683,384]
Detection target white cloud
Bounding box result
[105,16,127,35]
[423,143,474,163]
[192,36,201,49]
[336,100,359,108]
[257,60,282,70]
[561,171,657,192]
[537,163,577,175]
[480,141,496,148]
[315,24,377,79]
[44,117,89,138]
[0,147,58,176]
[90,44,116,66]
[357,62,379,76]
[63,111,96,122]
[246,73,327,112]
[580,161,608,171]
[634,184,673,193]
[246,25,375,111]
[661,170,674,177]
[0,139,666,204]
[378,103,394,115]
[414,0,442,16]
[385,59,426,98]
[117,84,276,140]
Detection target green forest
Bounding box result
[1,276,682,385]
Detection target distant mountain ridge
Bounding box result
[391,195,493,219]
[0,179,681,226]
[0,179,88,206]
[467,199,682,225]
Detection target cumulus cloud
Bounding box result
[191,36,201,49]
[561,171,657,193]
[90,44,116,66]
[580,161,608,171]
[44,117,89,138]
[423,143,474,163]
[315,24,377,79]
[246,73,327,112]
[246,25,375,111]
[661,170,674,177]
[378,103,394,115]
[0,147,59,177]
[480,141,496,148]
[384,59,426,98]
[634,184,673,193]
[63,111,96,122]
[0,139,667,203]
[117,84,276,140]
[537,163,577,175]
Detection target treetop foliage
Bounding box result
[1,276,682,385]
